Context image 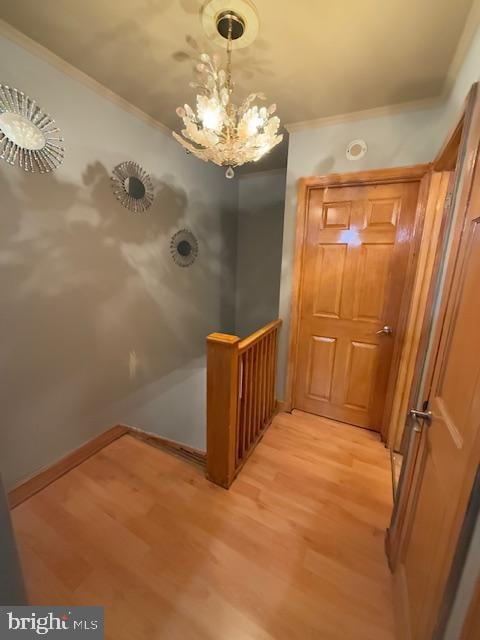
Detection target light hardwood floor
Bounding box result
[12,411,395,640]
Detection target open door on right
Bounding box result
[389,82,480,640]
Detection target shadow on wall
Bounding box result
[0,163,235,487]
[235,172,286,338]
[313,155,336,176]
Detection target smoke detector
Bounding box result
[201,0,259,49]
[346,139,368,161]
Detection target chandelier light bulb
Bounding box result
[246,112,263,136]
[202,107,222,131]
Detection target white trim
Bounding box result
[285,97,442,133]
[0,19,172,137]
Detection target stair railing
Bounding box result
[206,319,282,488]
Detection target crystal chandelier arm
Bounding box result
[173,132,210,162]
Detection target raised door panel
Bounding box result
[344,341,379,411]
[306,336,336,401]
[365,197,400,229]
[353,244,392,323]
[312,244,347,319]
[321,202,352,229]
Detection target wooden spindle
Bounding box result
[271,329,278,414]
[260,336,268,431]
[270,330,275,415]
[246,347,254,455]
[237,353,246,463]
[270,331,275,414]
[253,343,260,442]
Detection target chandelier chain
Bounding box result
[226,15,234,145]
[226,15,233,95]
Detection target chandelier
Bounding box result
[173,10,283,178]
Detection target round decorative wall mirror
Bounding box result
[111,161,154,212]
[0,85,65,172]
[170,229,199,267]
[125,175,146,200]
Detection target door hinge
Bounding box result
[444,191,453,211]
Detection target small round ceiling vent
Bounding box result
[346,139,368,161]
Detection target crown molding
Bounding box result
[284,96,442,134]
[443,0,480,98]
[0,19,172,137]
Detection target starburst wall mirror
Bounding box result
[111,161,154,213]
[170,229,199,267]
[0,84,65,172]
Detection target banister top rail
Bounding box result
[207,332,240,344]
[238,319,282,353]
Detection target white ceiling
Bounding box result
[0,0,476,170]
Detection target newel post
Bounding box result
[206,333,240,488]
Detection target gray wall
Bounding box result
[0,475,26,604]
[0,35,238,489]
[234,171,286,338]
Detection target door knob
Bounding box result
[376,325,393,336]
[409,409,432,424]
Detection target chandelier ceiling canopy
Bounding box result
[173,5,283,178]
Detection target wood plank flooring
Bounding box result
[12,411,395,640]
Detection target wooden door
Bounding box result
[293,177,420,430]
[396,85,480,640]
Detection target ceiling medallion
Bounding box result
[0,85,65,173]
[111,161,154,212]
[170,229,199,267]
[173,6,283,178]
